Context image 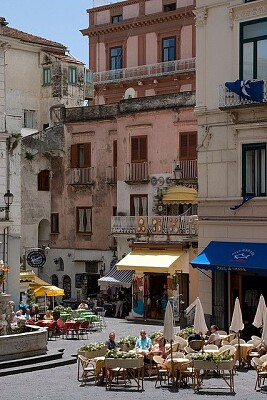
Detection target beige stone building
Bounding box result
[193,0,267,335]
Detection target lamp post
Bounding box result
[0,190,14,220]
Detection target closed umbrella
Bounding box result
[194,297,208,336]
[261,310,267,346]
[229,297,244,367]
[163,301,175,381]
[253,294,267,328]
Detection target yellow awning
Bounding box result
[20,270,50,288]
[162,185,198,205]
[116,249,189,274]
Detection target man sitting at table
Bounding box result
[135,330,152,356]
[78,301,89,310]
[105,331,119,350]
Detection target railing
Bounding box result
[106,166,117,184]
[219,80,267,109]
[111,215,198,236]
[125,162,150,182]
[68,167,94,185]
[172,160,197,179]
[93,58,195,85]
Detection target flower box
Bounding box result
[78,346,107,359]
[193,359,235,371]
[119,343,135,352]
[105,357,144,369]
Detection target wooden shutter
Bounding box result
[131,136,147,162]
[38,170,50,191]
[113,140,117,167]
[179,132,197,160]
[70,144,78,167]
[131,137,139,162]
[84,143,91,168]
[139,136,147,162]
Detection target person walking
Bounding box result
[115,290,124,318]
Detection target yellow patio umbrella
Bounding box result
[34,285,64,309]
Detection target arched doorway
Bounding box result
[63,275,71,299]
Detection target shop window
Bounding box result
[38,170,50,191]
[130,194,148,216]
[242,143,266,197]
[70,143,91,168]
[240,17,267,79]
[76,207,92,233]
[131,136,147,163]
[51,213,59,233]
[179,132,197,160]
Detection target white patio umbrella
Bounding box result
[229,297,244,366]
[253,295,267,328]
[163,301,175,380]
[261,310,267,346]
[193,297,208,336]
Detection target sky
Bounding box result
[0,0,125,67]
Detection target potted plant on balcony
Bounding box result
[78,342,107,359]
[118,335,137,351]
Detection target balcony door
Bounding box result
[130,195,148,216]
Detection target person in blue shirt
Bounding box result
[135,329,152,356]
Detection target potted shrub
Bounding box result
[78,342,107,358]
[105,350,144,368]
[179,326,194,339]
[192,352,235,370]
[118,336,137,351]
[149,330,163,344]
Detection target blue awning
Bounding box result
[191,241,267,274]
[98,266,134,287]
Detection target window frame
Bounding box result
[242,142,267,197]
[163,3,176,12]
[76,207,92,234]
[109,46,123,70]
[43,67,51,85]
[162,36,176,62]
[24,109,36,129]
[68,66,77,84]
[112,15,123,23]
[131,135,148,163]
[130,194,148,216]
[179,132,197,161]
[70,143,91,168]
[240,17,267,80]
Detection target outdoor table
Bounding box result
[35,320,54,327]
[203,349,220,354]
[105,357,144,390]
[193,359,235,393]
[234,343,254,366]
[60,313,71,322]
[165,357,191,386]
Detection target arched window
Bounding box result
[51,274,58,287]
[63,275,71,299]
[38,170,50,191]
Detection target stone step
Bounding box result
[0,356,77,376]
[0,351,64,370]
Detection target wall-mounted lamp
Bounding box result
[0,190,14,220]
[173,163,183,184]
[100,262,105,277]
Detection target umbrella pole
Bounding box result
[45,294,47,311]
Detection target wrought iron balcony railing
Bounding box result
[125,162,150,183]
[111,215,198,236]
[219,80,267,109]
[171,160,197,179]
[93,58,195,85]
[68,167,95,185]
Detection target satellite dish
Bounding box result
[124,87,136,99]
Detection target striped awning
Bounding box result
[98,266,134,288]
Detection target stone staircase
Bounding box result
[0,350,77,376]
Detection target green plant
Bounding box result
[25,287,35,306]
[118,336,137,346]
[54,305,72,313]
[179,326,194,339]
[149,330,163,340]
[79,342,106,352]
[192,353,232,362]
[106,350,142,359]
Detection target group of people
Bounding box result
[188,325,220,345]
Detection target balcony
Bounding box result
[68,167,95,185]
[106,166,117,184]
[93,58,195,85]
[111,215,198,236]
[125,162,150,184]
[219,80,267,110]
[174,160,197,180]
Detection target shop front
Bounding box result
[191,241,267,337]
[116,248,190,320]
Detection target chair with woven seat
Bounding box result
[79,320,89,339]
[189,340,204,351]
[153,355,169,387]
[252,357,267,390]
[78,354,100,386]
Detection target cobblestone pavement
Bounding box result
[1,317,266,400]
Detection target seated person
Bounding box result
[206,325,220,344]
[43,310,53,320]
[24,308,32,321]
[188,331,203,343]
[78,301,89,310]
[105,331,119,350]
[135,329,152,356]
[152,336,167,359]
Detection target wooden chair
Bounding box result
[153,355,169,387]
[189,340,204,351]
[78,355,99,385]
[252,357,267,390]
[203,344,218,351]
